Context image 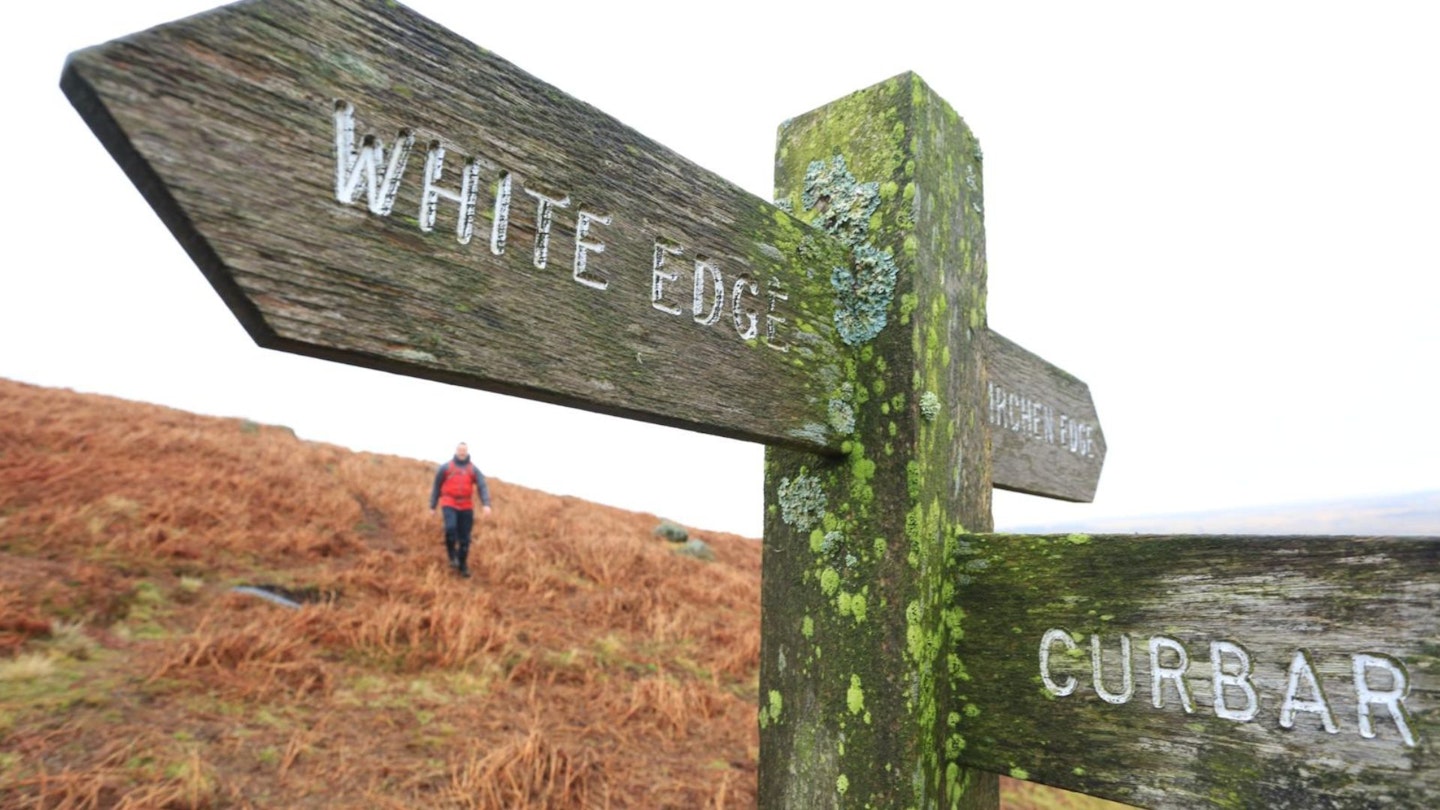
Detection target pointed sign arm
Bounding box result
[60,0,1103,504]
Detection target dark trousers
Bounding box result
[442,506,474,569]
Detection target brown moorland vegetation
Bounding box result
[0,378,1124,809]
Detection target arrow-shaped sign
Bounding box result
[986,332,1106,502]
[61,0,1103,501]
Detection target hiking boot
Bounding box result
[458,566,471,579]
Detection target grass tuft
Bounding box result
[0,652,55,682]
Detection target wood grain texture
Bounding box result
[61,0,1106,504]
[61,0,850,452]
[985,332,1105,502]
[761,73,998,809]
[952,532,1440,808]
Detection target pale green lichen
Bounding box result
[920,391,942,421]
[899,291,919,326]
[778,472,827,531]
[830,244,899,345]
[835,589,867,623]
[802,155,880,246]
[828,396,856,436]
[787,422,831,446]
[394,348,438,363]
[849,591,867,623]
[769,690,784,724]
[800,155,900,346]
[847,674,866,715]
[836,774,850,795]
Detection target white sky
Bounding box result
[4,1,1437,538]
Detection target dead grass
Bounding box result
[0,378,762,808]
[0,377,1118,809]
[0,652,56,682]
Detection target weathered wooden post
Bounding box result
[759,75,998,807]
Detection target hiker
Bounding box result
[429,442,492,578]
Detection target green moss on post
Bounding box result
[761,73,996,808]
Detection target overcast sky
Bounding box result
[4,1,1437,538]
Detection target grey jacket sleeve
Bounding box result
[429,464,446,509]
[475,469,492,508]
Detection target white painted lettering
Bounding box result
[1040,628,1078,697]
[489,172,513,255]
[418,141,482,244]
[572,209,611,291]
[1211,641,1258,722]
[732,275,760,340]
[651,239,683,315]
[692,257,724,325]
[766,280,790,352]
[333,100,414,216]
[1279,649,1338,734]
[1033,629,1418,747]
[1091,634,1134,704]
[523,187,569,269]
[989,382,1094,456]
[1149,636,1195,713]
[1352,653,1417,747]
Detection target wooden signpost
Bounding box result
[62,1,1432,808]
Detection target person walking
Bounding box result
[429,442,492,578]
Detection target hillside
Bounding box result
[0,378,1115,809]
[1014,491,1440,536]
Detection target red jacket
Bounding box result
[430,459,490,510]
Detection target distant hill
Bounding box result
[0,378,1123,809]
[1015,491,1440,536]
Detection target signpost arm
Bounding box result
[953,531,1440,808]
[760,73,997,808]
